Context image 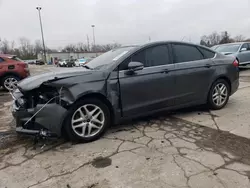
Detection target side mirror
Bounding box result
[241,48,247,52]
[125,61,144,75]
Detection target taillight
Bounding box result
[19,63,28,68]
[232,59,239,67]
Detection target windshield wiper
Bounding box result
[82,65,93,70]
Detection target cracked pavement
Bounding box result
[1,66,250,188]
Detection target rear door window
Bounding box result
[144,45,171,67]
[241,43,248,51]
[131,45,171,67]
[247,43,250,50]
[172,44,203,63]
[198,47,216,59]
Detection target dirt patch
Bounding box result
[91,156,112,168]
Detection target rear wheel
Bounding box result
[208,79,230,110]
[64,98,111,142]
[2,75,20,91]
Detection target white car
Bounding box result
[75,58,87,67]
[58,59,67,67]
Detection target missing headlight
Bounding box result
[35,86,59,104]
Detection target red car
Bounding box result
[0,54,30,91]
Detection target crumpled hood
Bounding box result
[17,68,104,92]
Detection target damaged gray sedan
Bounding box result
[12,41,239,142]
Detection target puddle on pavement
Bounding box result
[91,156,112,168]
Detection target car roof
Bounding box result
[121,41,212,49]
[127,41,215,52]
[214,42,247,46]
[0,54,15,58]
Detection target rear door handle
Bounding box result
[161,69,169,74]
[205,64,211,68]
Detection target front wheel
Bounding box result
[207,79,230,110]
[64,98,111,142]
[2,75,20,91]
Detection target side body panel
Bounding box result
[118,64,176,117]
[174,59,216,105]
[237,43,250,64]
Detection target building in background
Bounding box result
[37,52,103,64]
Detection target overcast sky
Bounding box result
[0,0,249,48]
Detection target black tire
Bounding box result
[207,79,230,110]
[1,75,20,91]
[64,98,111,142]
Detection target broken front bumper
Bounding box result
[12,99,68,137]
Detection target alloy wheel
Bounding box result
[212,83,228,107]
[4,77,18,91]
[71,104,105,138]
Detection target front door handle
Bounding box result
[205,64,211,68]
[161,69,169,74]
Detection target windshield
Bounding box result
[215,44,241,53]
[210,46,218,50]
[86,46,137,70]
[11,56,23,61]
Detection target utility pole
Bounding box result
[87,35,90,51]
[91,25,96,52]
[36,7,47,64]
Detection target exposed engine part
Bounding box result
[24,86,64,126]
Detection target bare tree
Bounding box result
[209,32,221,46]
[200,32,221,47]
[234,35,246,42]
[200,31,239,46]
[200,38,208,46]
[76,42,89,52]
[103,43,121,51]
[19,37,35,59]
[92,43,121,52]
[0,39,11,54]
[62,44,76,52]
[34,40,43,55]
[219,31,234,44]
[0,37,123,59]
